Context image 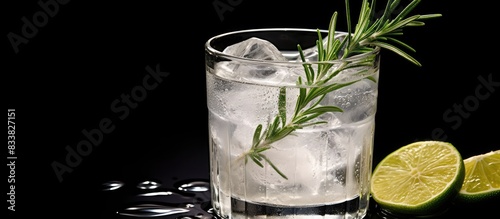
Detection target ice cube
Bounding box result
[312,78,377,124]
[328,66,379,84]
[218,37,304,85]
[223,37,287,61]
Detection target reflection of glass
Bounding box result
[205,28,380,219]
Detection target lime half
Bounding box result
[458,150,500,203]
[370,141,465,215]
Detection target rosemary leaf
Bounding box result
[244,0,441,179]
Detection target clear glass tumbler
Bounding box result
[205,28,380,219]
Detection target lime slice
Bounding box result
[370,141,465,215]
[458,150,500,203]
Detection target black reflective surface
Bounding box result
[92,176,496,219]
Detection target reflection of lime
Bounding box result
[458,150,500,203]
[370,141,465,215]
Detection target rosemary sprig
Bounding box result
[242,0,441,179]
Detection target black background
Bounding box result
[4,0,498,218]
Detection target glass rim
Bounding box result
[205,27,380,65]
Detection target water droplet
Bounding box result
[178,216,197,219]
[135,189,196,205]
[138,191,173,197]
[138,180,161,189]
[177,181,210,192]
[102,181,124,191]
[206,208,214,214]
[177,214,210,219]
[117,203,189,217]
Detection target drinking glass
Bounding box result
[205,28,380,219]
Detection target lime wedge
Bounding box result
[370,141,465,215]
[458,150,500,203]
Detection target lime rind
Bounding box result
[457,150,500,203]
[371,141,465,215]
[457,189,500,203]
